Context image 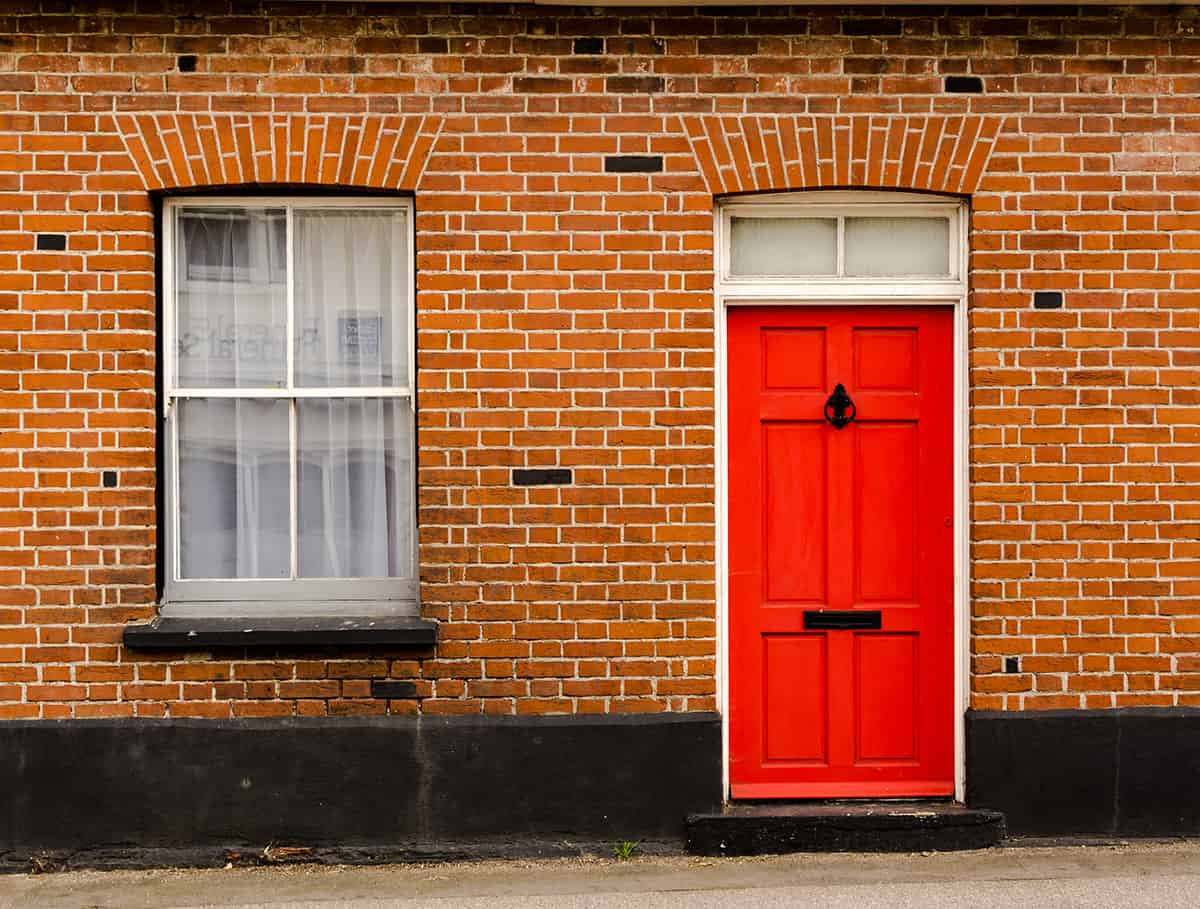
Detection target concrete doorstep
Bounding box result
[1,840,1200,909]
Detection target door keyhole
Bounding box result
[823,383,856,429]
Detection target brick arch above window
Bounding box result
[682,114,1007,197]
[115,113,444,192]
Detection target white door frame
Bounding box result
[713,190,971,802]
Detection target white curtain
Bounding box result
[293,209,410,578]
[297,398,411,578]
[294,210,406,388]
[176,209,290,580]
[178,398,290,579]
[175,208,286,388]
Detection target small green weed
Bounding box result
[612,840,640,861]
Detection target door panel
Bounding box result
[765,423,827,603]
[855,423,917,603]
[854,327,918,390]
[728,305,954,798]
[856,633,918,762]
[763,328,827,390]
[763,634,828,762]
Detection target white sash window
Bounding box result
[162,197,417,614]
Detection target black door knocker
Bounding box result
[823,383,856,429]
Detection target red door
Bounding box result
[728,305,954,799]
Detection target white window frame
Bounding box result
[718,193,965,300]
[160,196,418,617]
[713,190,970,803]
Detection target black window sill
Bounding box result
[122,615,438,651]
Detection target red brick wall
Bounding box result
[1,3,1198,718]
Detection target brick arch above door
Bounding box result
[682,114,1006,197]
[114,113,444,192]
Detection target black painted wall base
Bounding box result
[0,714,721,871]
[7,707,1197,870]
[967,707,1200,837]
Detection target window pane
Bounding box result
[297,398,412,578]
[730,217,837,276]
[175,208,287,388]
[844,217,951,277]
[177,398,290,579]
[294,210,408,388]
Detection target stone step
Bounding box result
[686,802,1006,856]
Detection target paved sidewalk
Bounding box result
[2,840,1200,908]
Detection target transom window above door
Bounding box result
[162,197,416,613]
[720,192,966,298]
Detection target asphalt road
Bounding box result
[2,840,1199,908]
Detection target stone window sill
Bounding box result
[122,615,438,651]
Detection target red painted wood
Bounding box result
[728,306,955,799]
